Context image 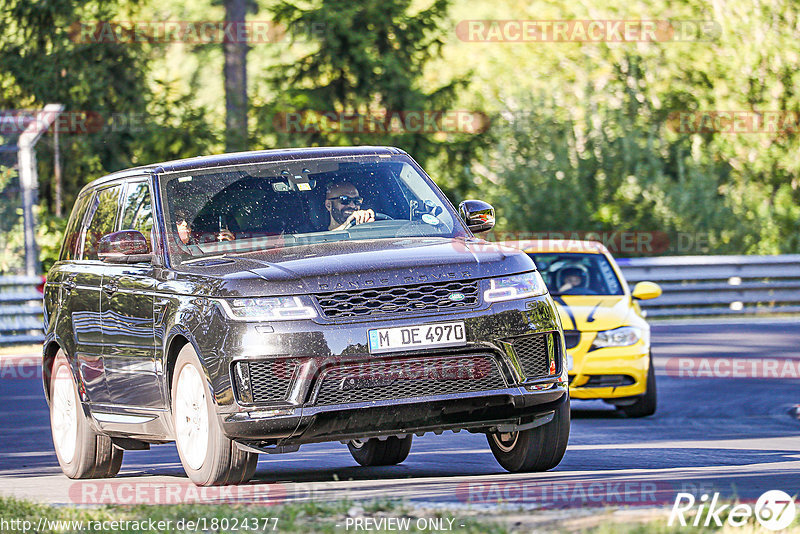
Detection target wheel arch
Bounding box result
[42,338,64,404]
[164,329,212,407]
[165,332,190,406]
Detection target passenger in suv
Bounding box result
[43,147,569,486]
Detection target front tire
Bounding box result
[172,345,257,486]
[347,436,412,466]
[49,351,123,479]
[620,353,657,418]
[487,398,570,472]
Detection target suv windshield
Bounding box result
[159,155,467,263]
[527,252,624,296]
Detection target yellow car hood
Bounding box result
[551,295,631,332]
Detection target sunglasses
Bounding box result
[327,195,363,206]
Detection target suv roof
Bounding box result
[82,146,408,192]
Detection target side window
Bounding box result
[82,185,123,261]
[120,181,154,250]
[59,194,92,261]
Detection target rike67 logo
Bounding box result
[669,490,797,531]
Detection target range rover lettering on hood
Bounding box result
[318,271,473,291]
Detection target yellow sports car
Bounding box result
[511,240,661,417]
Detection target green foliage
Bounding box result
[469,0,800,255]
[0,0,219,273]
[253,0,488,189]
[36,211,66,274]
[0,0,150,212]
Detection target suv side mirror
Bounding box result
[632,281,662,300]
[458,200,495,234]
[98,230,152,263]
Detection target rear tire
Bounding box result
[620,353,657,418]
[49,351,123,479]
[348,436,412,466]
[487,397,570,472]
[172,345,257,486]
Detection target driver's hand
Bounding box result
[343,209,375,227]
[217,229,236,241]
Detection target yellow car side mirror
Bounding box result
[632,281,662,300]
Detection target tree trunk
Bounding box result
[224,0,248,152]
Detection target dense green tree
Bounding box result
[0,0,219,209]
[0,0,219,270]
[254,0,487,198]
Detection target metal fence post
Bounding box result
[17,103,64,277]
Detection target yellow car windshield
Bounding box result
[527,253,624,296]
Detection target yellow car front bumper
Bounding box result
[566,333,650,400]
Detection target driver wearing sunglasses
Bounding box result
[325,181,375,231]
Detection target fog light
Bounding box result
[248,409,294,419]
[234,362,253,404]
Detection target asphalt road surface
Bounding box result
[1,320,799,508]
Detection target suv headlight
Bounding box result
[591,326,642,348]
[484,271,548,302]
[218,296,317,321]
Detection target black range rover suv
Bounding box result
[43,147,569,486]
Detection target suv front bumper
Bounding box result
[190,295,568,446]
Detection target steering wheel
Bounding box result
[343,212,393,230]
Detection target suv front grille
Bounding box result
[233,360,296,404]
[313,354,505,406]
[507,332,557,379]
[314,280,480,319]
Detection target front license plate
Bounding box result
[368,321,467,354]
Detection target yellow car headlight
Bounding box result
[591,326,642,348]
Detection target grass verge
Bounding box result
[2,495,799,533]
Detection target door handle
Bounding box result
[62,279,76,291]
[102,282,118,296]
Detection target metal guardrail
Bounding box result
[616,254,800,317]
[0,275,44,346]
[0,254,798,345]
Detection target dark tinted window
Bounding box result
[120,181,154,250]
[82,185,122,260]
[59,194,92,261]
[160,155,465,263]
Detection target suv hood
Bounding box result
[174,237,534,297]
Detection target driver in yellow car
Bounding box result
[325,182,375,230]
[558,266,589,294]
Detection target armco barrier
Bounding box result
[616,254,800,317]
[0,275,44,346]
[1,254,798,344]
